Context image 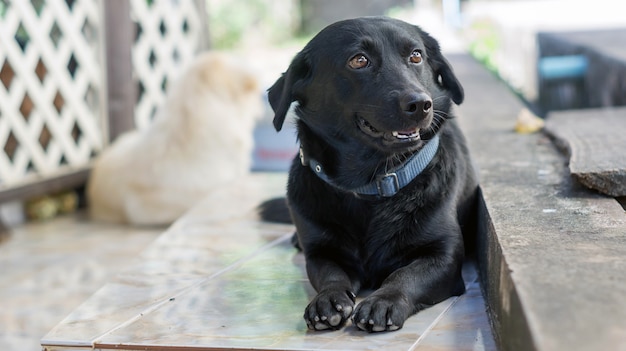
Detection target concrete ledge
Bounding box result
[451,54,626,351]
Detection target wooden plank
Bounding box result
[545,107,626,197]
[103,0,135,142]
[193,0,211,50]
[0,168,89,203]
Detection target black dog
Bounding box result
[261,17,478,333]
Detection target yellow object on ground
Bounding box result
[515,108,545,134]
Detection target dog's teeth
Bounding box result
[392,131,409,139]
[392,128,420,139]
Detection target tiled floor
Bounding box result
[36,173,496,351]
[0,212,163,351]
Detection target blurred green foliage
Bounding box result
[208,0,266,48]
[208,0,301,49]
[0,0,8,18]
[468,21,500,73]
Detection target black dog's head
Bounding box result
[268,17,463,155]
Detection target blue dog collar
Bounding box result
[301,134,440,197]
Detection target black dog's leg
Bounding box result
[303,256,360,330]
[290,232,302,251]
[352,234,465,332]
[293,213,361,330]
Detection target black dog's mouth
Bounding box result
[357,117,421,145]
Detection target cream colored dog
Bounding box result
[88,52,263,225]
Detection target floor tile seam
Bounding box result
[408,295,461,351]
[88,232,294,347]
[408,272,479,351]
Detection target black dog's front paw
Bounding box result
[352,291,412,332]
[304,289,356,331]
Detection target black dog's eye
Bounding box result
[348,54,369,69]
[409,50,422,64]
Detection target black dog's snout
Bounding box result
[400,92,432,119]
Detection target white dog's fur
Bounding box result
[87,52,263,225]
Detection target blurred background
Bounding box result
[201,0,626,170]
[2,0,626,221]
[1,0,626,349]
[205,0,626,111]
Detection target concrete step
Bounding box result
[451,54,626,351]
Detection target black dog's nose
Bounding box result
[401,92,432,119]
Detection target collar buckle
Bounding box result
[376,172,400,197]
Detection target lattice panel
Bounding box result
[0,0,103,185]
[130,0,205,130]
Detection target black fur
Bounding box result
[260,17,478,333]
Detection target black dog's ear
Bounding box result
[436,55,464,105]
[267,51,310,131]
[419,28,464,105]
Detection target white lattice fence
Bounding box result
[0,0,103,187]
[130,0,206,130]
[0,0,207,197]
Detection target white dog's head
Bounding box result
[163,52,264,146]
